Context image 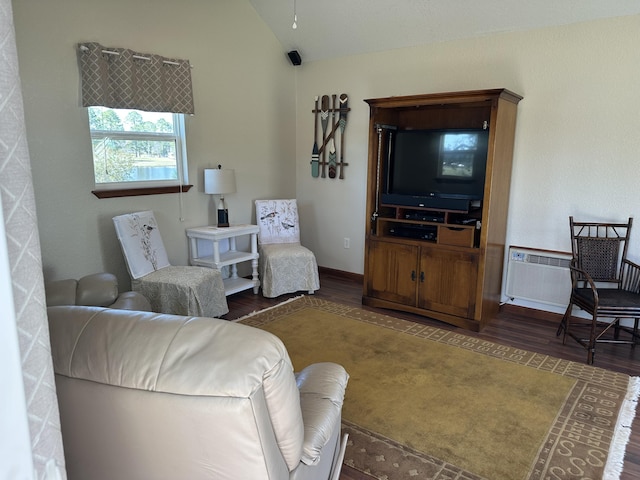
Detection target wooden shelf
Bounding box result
[223,277,256,296]
[191,251,257,269]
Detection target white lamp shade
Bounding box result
[204,169,236,195]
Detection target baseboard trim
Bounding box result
[318,266,364,283]
[499,302,563,323]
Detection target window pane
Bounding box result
[88,107,184,186]
[89,107,174,134]
[92,138,177,183]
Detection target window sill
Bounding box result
[92,184,193,199]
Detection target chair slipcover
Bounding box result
[113,211,228,317]
[255,200,319,298]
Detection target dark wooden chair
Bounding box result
[557,217,640,364]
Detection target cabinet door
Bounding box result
[418,248,478,318]
[366,239,418,305]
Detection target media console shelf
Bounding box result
[362,89,522,331]
[377,205,482,248]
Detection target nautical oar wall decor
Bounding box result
[319,95,329,178]
[311,96,319,178]
[338,94,349,179]
[310,93,351,180]
[328,94,337,178]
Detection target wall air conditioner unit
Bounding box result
[505,246,572,307]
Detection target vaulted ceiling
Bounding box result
[248,0,640,63]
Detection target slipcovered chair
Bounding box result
[48,305,349,480]
[45,272,151,311]
[557,217,640,364]
[113,210,228,317]
[255,199,320,298]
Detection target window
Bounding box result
[88,106,189,195]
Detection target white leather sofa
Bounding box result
[47,305,349,480]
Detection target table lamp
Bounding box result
[204,165,236,227]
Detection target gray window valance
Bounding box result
[78,42,194,114]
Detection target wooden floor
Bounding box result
[223,269,640,480]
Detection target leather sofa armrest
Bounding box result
[109,291,152,311]
[296,362,349,466]
[76,272,119,306]
[46,272,151,310]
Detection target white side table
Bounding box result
[186,224,260,296]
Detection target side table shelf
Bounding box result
[186,224,260,296]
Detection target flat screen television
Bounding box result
[381,128,489,211]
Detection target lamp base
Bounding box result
[217,208,230,227]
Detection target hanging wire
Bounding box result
[292,0,297,29]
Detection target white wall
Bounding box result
[294,15,640,287]
[13,2,640,310]
[13,0,297,290]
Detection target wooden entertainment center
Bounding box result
[362,89,522,331]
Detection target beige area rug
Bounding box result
[238,296,640,480]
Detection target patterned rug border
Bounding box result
[239,295,640,480]
[341,419,486,480]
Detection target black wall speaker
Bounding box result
[287,50,302,66]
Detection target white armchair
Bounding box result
[255,199,320,298]
[113,210,228,317]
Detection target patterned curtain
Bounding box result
[1,0,67,478]
[78,42,194,114]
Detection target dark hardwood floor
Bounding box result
[222,269,640,480]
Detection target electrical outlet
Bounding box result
[344,237,350,249]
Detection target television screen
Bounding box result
[383,128,489,209]
[439,132,480,179]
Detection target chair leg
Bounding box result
[558,301,572,337]
[587,313,598,365]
